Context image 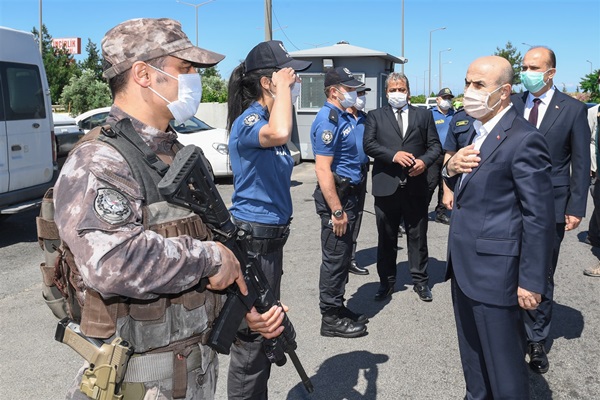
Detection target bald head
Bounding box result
[468,56,514,87]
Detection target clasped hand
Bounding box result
[393,151,425,176]
[447,144,481,176]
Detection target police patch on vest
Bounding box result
[244,113,260,126]
[94,188,132,224]
[322,130,333,144]
[456,120,469,127]
[342,126,351,136]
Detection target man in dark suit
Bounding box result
[363,73,441,302]
[512,46,591,374]
[444,55,555,399]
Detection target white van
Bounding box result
[0,26,57,216]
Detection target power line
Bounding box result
[272,6,300,50]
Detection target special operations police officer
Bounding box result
[225,40,311,399]
[311,66,368,338]
[53,18,285,400]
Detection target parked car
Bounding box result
[0,26,57,217]
[75,107,232,179]
[411,103,428,109]
[52,113,84,168]
[426,97,437,109]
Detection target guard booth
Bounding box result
[289,41,407,160]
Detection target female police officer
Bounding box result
[225,40,311,399]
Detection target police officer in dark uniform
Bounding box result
[311,66,368,338]
[441,107,475,210]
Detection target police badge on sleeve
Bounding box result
[244,113,260,126]
[94,188,132,224]
[321,130,333,145]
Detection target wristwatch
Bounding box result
[332,209,343,219]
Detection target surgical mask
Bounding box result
[336,88,357,108]
[520,69,551,93]
[387,92,407,109]
[354,95,366,111]
[291,82,301,105]
[463,85,503,120]
[439,99,452,111]
[148,65,203,125]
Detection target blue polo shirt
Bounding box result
[443,108,475,152]
[350,110,370,165]
[311,102,362,184]
[430,106,455,147]
[229,101,294,225]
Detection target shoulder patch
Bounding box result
[243,113,261,126]
[456,120,469,127]
[321,130,334,145]
[328,108,338,125]
[94,188,132,224]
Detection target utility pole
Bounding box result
[39,0,43,54]
[264,0,272,41]
[401,0,404,74]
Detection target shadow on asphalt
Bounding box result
[546,302,584,352]
[285,350,389,399]
[0,208,38,246]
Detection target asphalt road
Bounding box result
[1,162,599,399]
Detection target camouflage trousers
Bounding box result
[66,347,218,400]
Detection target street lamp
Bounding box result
[522,42,533,47]
[587,60,593,73]
[438,48,451,92]
[176,0,215,46]
[424,69,429,97]
[429,27,446,97]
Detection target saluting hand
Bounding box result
[447,144,480,176]
[270,67,297,95]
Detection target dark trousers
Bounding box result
[350,164,368,261]
[374,185,429,286]
[588,179,600,243]
[227,249,283,400]
[314,186,358,314]
[452,279,529,400]
[427,152,446,214]
[523,222,566,344]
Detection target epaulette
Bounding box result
[328,108,338,125]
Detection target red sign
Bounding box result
[52,38,82,55]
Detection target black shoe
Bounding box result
[528,342,549,374]
[320,314,367,338]
[435,213,450,225]
[584,235,600,248]
[348,260,369,275]
[413,284,433,302]
[374,284,394,301]
[339,305,369,324]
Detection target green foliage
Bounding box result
[580,70,600,103]
[494,41,523,85]
[60,69,111,116]
[202,74,228,103]
[78,39,103,81]
[32,25,78,104]
[410,94,426,104]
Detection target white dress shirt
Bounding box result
[524,86,555,129]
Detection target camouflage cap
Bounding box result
[101,18,225,79]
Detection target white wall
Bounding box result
[196,102,228,130]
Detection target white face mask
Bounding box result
[291,82,301,105]
[439,99,452,111]
[148,65,203,125]
[336,88,357,108]
[463,85,503,120]
[387,92,407,109]
[354,95,366,111]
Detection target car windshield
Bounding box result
[170,116,213,134]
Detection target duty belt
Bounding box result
[234,219,291,255]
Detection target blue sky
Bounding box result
[1,0,599,97]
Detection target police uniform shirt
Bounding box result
[431,106,455,147]
[229,101,294,225]
[443,109,475,152]
[311,102,362,184]
[351,110,370,165]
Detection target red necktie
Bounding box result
[528,98,541,126]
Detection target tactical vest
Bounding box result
[38,119,222,354]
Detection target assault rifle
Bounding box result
[55,318,133,400]
[157,145,314,393]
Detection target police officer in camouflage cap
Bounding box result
[54,18,286,400]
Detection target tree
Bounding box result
[78,39,103,81]
[32,25,78,104]
[494,41,523,85]
[199,67,228,103]
[60,69,111,116]
[580,70,600,103]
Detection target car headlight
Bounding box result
[213,143,229,155]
